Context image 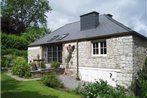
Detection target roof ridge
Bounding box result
[51,21,79,33]
[65,21,79,25]
[104,14,133,32]
[104,14,147,39]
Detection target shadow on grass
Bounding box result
[1,91,58,98]
[1,74,19,91]
[1,73,58,98]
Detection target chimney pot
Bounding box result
[107,14,113,17]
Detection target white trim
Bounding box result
[70,66,121,72]
[92,54,107,57]
[79,67,121,72]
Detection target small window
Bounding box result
[92,41,107,56]
[56,33,69,40]
[48,35,59,42]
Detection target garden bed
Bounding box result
[31,68,65,78]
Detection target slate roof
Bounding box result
[29,14,146,47]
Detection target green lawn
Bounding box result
[1,73,82,98]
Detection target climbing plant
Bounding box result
[64,44,75,74]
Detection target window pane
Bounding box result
[104,48,107,54]
[96,49,99,54]
[53,46,56,51]
[58,46,62,50]
[48,51,52,57]
[101,48,103,54]
[56,33,69,40]
[93,49,95,54]
[48,35,59,42]
[96,43,98,48]
[48,47,51,51]
[100,42,103,47]
[93,43,95,48]
[104,41,106,47]
[53,52,56,57]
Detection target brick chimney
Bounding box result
[80,11,99,31]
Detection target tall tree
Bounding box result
[1,0,52,35]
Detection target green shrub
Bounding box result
[133,57,147,98]
[41,73,63,88]
[1,49,27,68]
[83,80,136,98]
[140,80,147,98]
[12,57,31,77]
[83,80,112,98]
[51,61,60,68]
[1,55,13,68]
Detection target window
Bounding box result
[56,33,69,40]
[47,33,69,42]
[48,35,59,42]
[92,41,107,55]
[47,45,62,63]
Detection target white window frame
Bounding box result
[91,40,107,56]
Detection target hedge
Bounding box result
[1,48,27,58]
[1,33,28,50]
[1,27,49,50]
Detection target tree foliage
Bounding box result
[21,27,50,44]
[1,0,51,35]
[1,27,49,50]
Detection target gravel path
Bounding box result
[6,73,41,81]
[58,75,84,89]
[6,72,84,89]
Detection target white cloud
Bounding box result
[46,11,70,31]
[47,0,147,36]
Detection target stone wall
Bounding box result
[133,36,147,78]
[63,35,134,87]
[28,46,43,63]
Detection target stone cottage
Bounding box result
[28,11,147,88]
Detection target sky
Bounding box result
[46,0,147,37]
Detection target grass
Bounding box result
[1,72,82,98]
